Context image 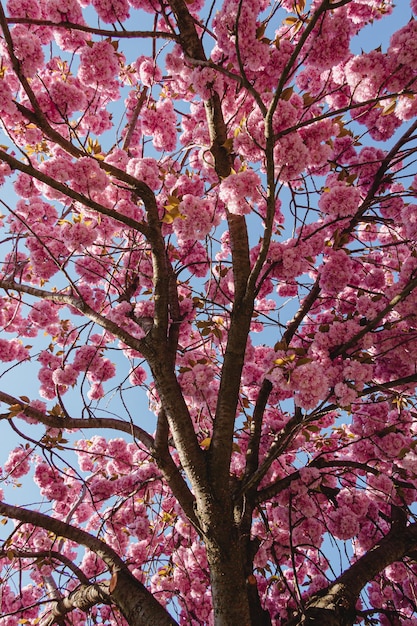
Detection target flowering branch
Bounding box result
[0,502,178,626]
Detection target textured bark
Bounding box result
[40,582,111,626]
[110,569,178,626]
[287,583,357,626]
[205,534,252,626]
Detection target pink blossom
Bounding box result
[389,20,417,72]
[334,382,357,407]
[51,363,79,387]
[14,172,42,198]
[4,446,32,478]
[180,240,209,277]
[292,517,324,546]
[78,40,121,96]
[28,300,60,329]
[328,506,360,540]
[274,134,309,182]
[49,80,87,116]
[291,361,329,410]
[34,462,68,500]
[82,114,114,141]
[53,26,88,52]
[396,94,417,121]
[219,170,261,215]
[127,157,160,190]
[88,381,105,400]
[306,11,353,71]
[336,488,370,517]
[319,178,361,218]
[11,25,44,77]
[319,249,354,294]
[142,99,177,151]
[172,194,217,243]
[70,157,109,195]
[129,366,147,386]
[61,221,96,251]
[26,235,68,280]
[0,81,19,118]
[6,0,41,18]
[105,147,129,170]
[345,51,391,102]
[299,466,322,489]
[353,146,387,190]
[135,57,162,86]
[92,0,130,22]
[401,204,417,241]
[385,562,408,583]
[44,0,84,23]
[0,338,29,362]
[346,1,389,25]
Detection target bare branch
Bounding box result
[6,17,179,41]
[0,548,90,584]
[0,389,155,450]
[153,409,200,532]
[122,87,148,153]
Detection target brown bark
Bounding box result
[204,532,251,626]
[40,582,111,626]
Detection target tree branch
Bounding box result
[255,459,380,505]
[243,379,273,485]
[122,87,149,153]
[0,389,155,449]
[0,502,178,626]
[0,278,154,355]
[236,407,304,499]
[39,582,111,626]
[168,0,255,502]
[0,389,200,533]
[346,117,417,230]
[282,279,321,347]
[0,548,90,585]
[6,17,179,41]
[290,521,417,625]
[0,149,149,236]
[153,409,200,532]
[267,0,332,120]
[330,274,417,360]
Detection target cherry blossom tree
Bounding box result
[1,0,417,624]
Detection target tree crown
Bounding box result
[1,1,417,625]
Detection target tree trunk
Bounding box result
[206,535,252,626]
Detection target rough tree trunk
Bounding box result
[205,535,252,625]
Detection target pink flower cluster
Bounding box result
[319,177,362,218]
[10,25,44,77]
[219,170,262,215]
[78,40,122,98]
